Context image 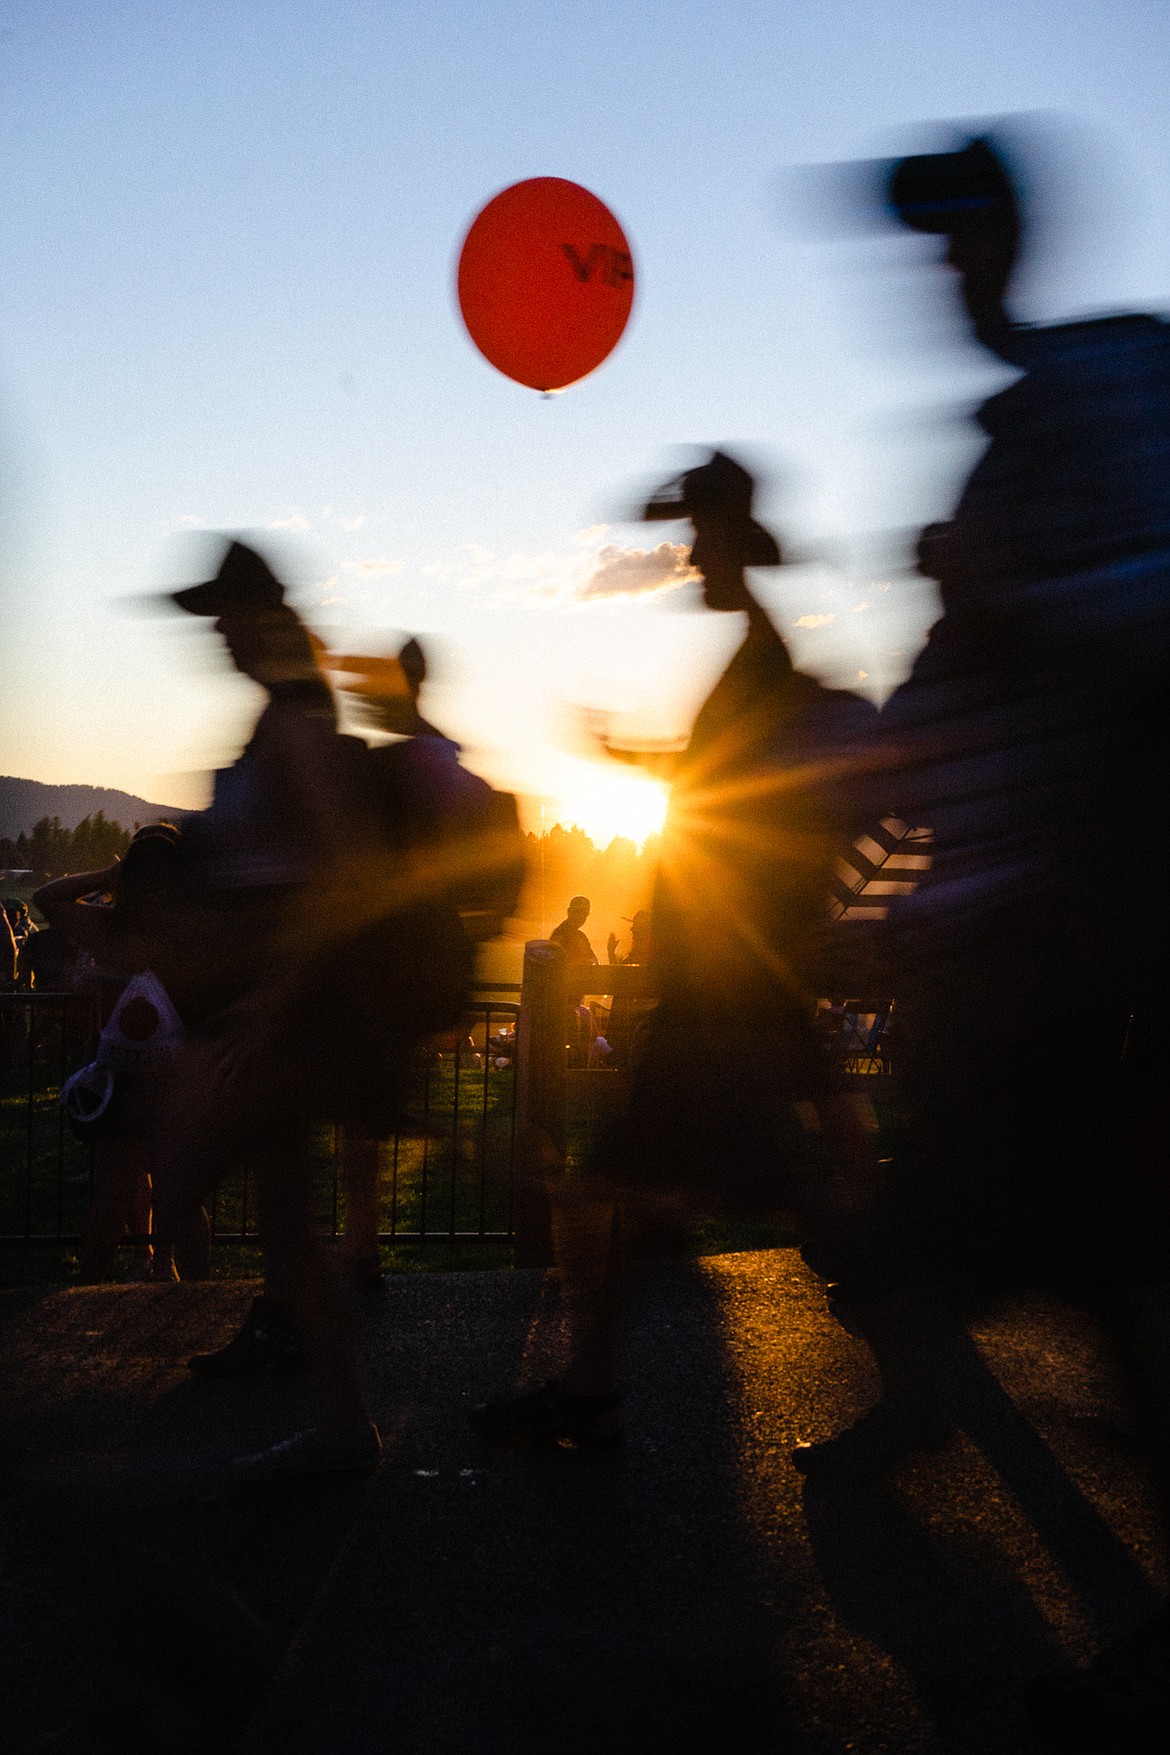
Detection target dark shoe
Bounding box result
[188,1296,308,1377]
[792,1397,955,1484]
[1026,1612,1170,1747]
[470,1379,625,1451]
[231,1421,383,1483]
[342,1253,386,1291]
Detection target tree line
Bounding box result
[2,812,662,956]
[515,824,660,953]
[0,813,136,882]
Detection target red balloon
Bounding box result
[457,178,635,392]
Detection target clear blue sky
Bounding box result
[2,1,1168,835]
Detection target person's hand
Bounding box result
[607,932,619,963]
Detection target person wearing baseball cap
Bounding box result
[152,537,383,1480]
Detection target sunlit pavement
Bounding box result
[0,1253,1163,1753]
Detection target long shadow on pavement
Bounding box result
[801,1327,1161,1754]
[242,1260,804,1755]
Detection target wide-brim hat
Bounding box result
[792,131,1020,244]
[888,136,1018,236]
[170,540,286,616]
[643,450,781,567]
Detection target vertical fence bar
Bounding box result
[389,1123,400,1239]
[478,1007,491,1237]
[55,1007,66,1239]
[512,941,564,1268]
[419,1052,431,1238]
[449,1038,461,1237]
[24,1000,35,1239]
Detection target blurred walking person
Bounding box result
[319,636,525,1288]
[34,822,202,1282]
[796,131,1170,1747]
[473,452,877,1448]
[148,540,383,1478]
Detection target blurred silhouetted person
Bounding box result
[1,902,15,988]
[18,922,78,991]
[34,822,198,1282]
[472,452,877,1450]
[315,635,524,1286]
[147,539,384,1479]
[796,130,1170,1745]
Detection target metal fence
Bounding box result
[2,965,893,1257]
[0,988,520,1247]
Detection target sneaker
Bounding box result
[188,1296,308,1376]
[1026,1611,1170,1747]
[231,1421,383,1484]
[792,1398,955,1485]
[470,1379,625,1451]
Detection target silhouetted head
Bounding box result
[172,539,333,710]
[326,637,434,736]
[115,821,183,918]
[398,637,427,701]
[566,896,590,927]
[644,451,780,613]
[887,137,1021,357]
[629,909,652,953]
[171,540,284,618]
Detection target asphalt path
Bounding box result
[0,1253,1163,1754]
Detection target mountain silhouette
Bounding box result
[0,776,190,840]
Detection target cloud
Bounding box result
[177,513,202,528]
[339,515,367,532]
[350,558,404,576]
[791,613,836,629]
[572,524,610,548]
[578,542,696,601]
[268,507,310,533]
[354,538,692,609]
[314,575,346,606]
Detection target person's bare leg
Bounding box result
[339,1130,381,1263]
[77,1139,151,1283]
[551,1185,629,1398]
[254,1134,370,1440]
[148,1039,225,1279]
[173,1204,211,1279]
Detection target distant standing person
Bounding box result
[550,896,598,980]
[550,894,599,1061]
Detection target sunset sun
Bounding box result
[554,765,668,846]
